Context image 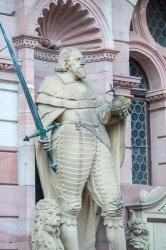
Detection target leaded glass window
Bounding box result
[146,0,166,47]
[130,59,150,185]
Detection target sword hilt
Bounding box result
[23,123,61,172]
[47,151,58,172]
[106,83,119,97]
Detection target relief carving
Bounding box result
[127,211,149,250]
[31,199,64,250]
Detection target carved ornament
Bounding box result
[0,62,15,72]
[34,48,119,63]
[13,35,39,50]
[146,89,166,103]
[127,212,149,250]
[31,198,63,250]
[113,75,140,89]
[35,1,103,50]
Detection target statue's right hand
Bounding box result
[38,138,52,151]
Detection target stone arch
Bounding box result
[131,0,166,57]
[130,41,166,90]
[25,0,112,49]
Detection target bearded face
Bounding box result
[67,50,86,80]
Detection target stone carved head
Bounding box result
[126,211,149,250]
[127,219,149,249]
[56,47,86,79]
[31,198,63,250]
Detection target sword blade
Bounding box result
[0,23,43,130]
[0,23,58,172]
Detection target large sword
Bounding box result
[0,23,59,172]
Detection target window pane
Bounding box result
[147,0,166,47]
[130,59,149,184]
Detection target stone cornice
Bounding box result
[0,62,15,72]
[83,49,119,63]
[13,35,39,49]
[34,47,58,62]
[113,75,140,89]
[146,89,166,103]
[13,35,119,63]
[34,47,119,63]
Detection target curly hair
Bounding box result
[56,47,80,72]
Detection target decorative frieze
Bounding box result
[34,47,58,62]
[146,93,166,103]
[146,89,166,103]
[84,49,119,63]
[34,47,119,63]
[113,75,140,89]
[0,62,15,72]
[13,35,39,50]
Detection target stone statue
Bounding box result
[126,212,149,250]
[31,198,64,250]
[35,47,130,250]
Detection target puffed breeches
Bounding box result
[51,124,124,224]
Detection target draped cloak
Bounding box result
[35,74,126,250]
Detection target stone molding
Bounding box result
[83,49,119,63]
[113,75,140,89]
[34,47,58,62]
[34,47,119,63]
[131,0,166,58]
[13,35,118,63]
[130,40,166,90]
[13,35,39,50]
[146,89,166,103]
[0,62,15,72]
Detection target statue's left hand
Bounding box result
[111,96,131,120]
[118,107,131,120]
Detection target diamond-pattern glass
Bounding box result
[130,60,149,184]
[147,0,166,47]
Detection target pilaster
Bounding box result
[145,89,166,186]
[13,35,39,187]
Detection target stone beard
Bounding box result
[35,47,129,250]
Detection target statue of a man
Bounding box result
[35,47,130,250]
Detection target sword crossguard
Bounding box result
[23,123,61,173]
[23,123,61,141]
[106,83,119,97]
